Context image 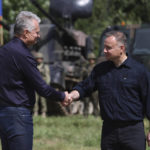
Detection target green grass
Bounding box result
[33,115,101,150]
[145,119,150,150]
[33,116,150,150]
[0,115,149,150]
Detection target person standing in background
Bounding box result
[33,52,50,118]
[83,52,99,117]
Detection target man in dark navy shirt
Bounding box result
[69,31,150,150]
[0,11,69,150]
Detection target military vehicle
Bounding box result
[28,0,94,115]
[98,24,150,71]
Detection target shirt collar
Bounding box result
[121,56,132,68]
[13,37,28,49]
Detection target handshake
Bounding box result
[61,90,80,106]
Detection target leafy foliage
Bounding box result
[3,0,50,23]
[2,0,50,42]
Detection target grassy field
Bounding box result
[33,115,101,150]
[32,115,150,150]
[0,115,149,150]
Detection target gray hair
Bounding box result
[14,11,41,35]
[105,31,127,50]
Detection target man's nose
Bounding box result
[104,48,107,53]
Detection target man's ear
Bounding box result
[23,30,28,38]
[120,45,125,52]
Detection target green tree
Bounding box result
[107,0,150,25]
[3,0,50,42]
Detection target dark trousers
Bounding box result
[101,121,146,150]
[0,107,33,150]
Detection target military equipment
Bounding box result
[99,24,150,72]
[28,0,94,115]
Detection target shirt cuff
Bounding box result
[59,91,65,101]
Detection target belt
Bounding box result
[0,100,33,111]
[104,120,142,127]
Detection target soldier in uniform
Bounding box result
[83,52,100,117]
[33,52,50,117]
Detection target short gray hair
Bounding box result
[14,11,41,35]
[105,31,127,50]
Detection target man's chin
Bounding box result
[105,56,110,60]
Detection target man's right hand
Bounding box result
[61,91,72,106]
[69,90,80,101]
[61,90,80,106]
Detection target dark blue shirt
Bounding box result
[74,57,150,121]
[0,37,65,108]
